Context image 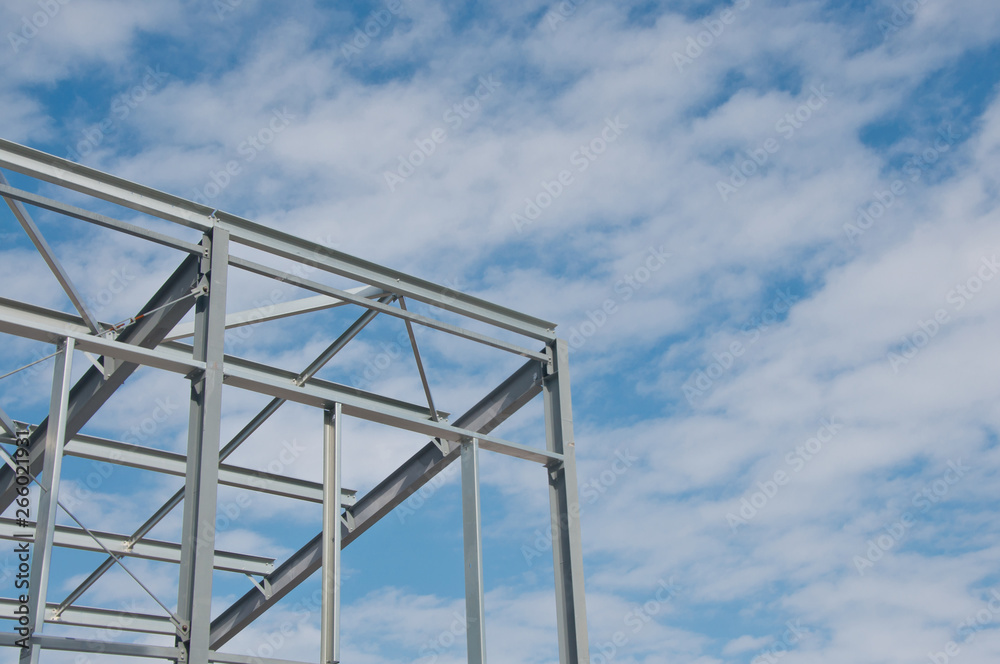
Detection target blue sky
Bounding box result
[1,0,1000,662]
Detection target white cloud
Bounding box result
[2,1,1000,662]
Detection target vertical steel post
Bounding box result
[461,438,487,664]
[176,228,229,663]
[543,339,589,664]
[321,403,343,664]
[20,338,74,664]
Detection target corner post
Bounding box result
[543,339,589,664]
[177,227,229,663]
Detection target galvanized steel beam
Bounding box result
[0,255,202,512]
[0,518,274,575]
[0,138,556,340]
[208,358,545,648]
[544,340,590,664]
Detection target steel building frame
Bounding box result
[0,138,589,663]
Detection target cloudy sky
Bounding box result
[1,0,1000,662]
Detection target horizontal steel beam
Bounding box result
[0,518,274,575]
[209,358,546,648]
[164,287,388,341]
[0,631,181,659]
[222,361,558,461]
[0,298,205,374]
[63,434,357,505]
[210,652,312,664]
[0,181,203,255]
[0,598,175,635]
[0,138,556,340]
[0,298,554,463]
[0,172,102,334]
[229,255,550,361]
[0,255,202,513]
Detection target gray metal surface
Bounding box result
[320,405,343,664]
[544,340,590,664]
[0,255,202,512]
[208,359,546,649]
[20,340,73,664]
[61,434,356,505]
[176,230,229,661]
[165,287,388,342]
[0,518,274,574]
[51,301,384,616]
[0,298,559,459]
[2,632,182,659]
[0,598,176,635]
[227,255,550,361]
[0,138,556,339]
[0,403,17,437]
[0,173,101,334]
[0,138,587,664]
[461,439,486,664]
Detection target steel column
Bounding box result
[176,228,229,662]
[208,360,544,648]
[461,438,486,664]
[320,404,342,664]
[543,340,589,664]
[52,298,382,616]
[0,137,587,664]
[20,338,74,664]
